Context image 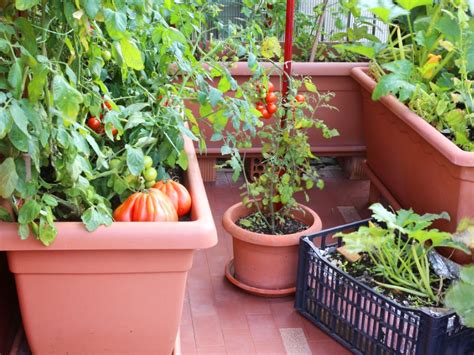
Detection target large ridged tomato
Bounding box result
[113,188,178,222]
[152,180,192,217]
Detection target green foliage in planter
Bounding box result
[335,203,470,304]
[445,264,474,327]
[340,0,474,151]
[0,0,261,245]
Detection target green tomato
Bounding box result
[143,156,153,169]
[110,159,122,171]
[125,174,138,185]
[145,180,156,189]
[102,50,112,61]
[143,167,157,182]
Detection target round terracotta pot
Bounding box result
[222,203,322,292]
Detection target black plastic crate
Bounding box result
[295,219,474,355]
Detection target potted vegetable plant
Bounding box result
[221,71,337,296]
[0,1,259,353]
[347,0,474,231]
[295,204,474,354]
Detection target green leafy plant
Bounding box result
[445,264,474,327]
[0,0,260,245]
[335,203,471,304]
[223,70,337,235]
[340,0,474,151]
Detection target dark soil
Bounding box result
[236,212,308,235]
[324,249,451,309]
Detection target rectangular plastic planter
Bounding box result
[295,220,474,355]
[0,137,217,354]
[351,67,474,232]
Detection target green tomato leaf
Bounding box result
[38,217,57,246]
[52,75,83,121]
[18,200,41,224]
[9,100,29,136]
[104,8,127,40]
[8,60,23,99]
[15,0,40,10]
[8,123,29,152]
[397,0,432,10]
[18,223,30,240]
[0,158,19,198]
[209,87,223,107]
[0,107,13,139]
[81,0,101,18]
[81,206,112,232]
[126,145,144,175]
[119,38,144,70]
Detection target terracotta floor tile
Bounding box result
[307,340,352,355]
[269,299,304,328]
[242,294,272,315]
[222,327,256,354]
[192,314,225,348]
[253,340,287,355]
[180,324,197,355]
[196,345,227,354]
[301,318,335,343]
[246,314,283,344]
[215,298,249,330]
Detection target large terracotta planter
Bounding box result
[196,62,368,156]
[0,137,217,354]
[351,67,474,232]
[222,203,322,296]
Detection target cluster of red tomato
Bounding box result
[255,82,278,120]
[87,101,118,136]
[255,82,306,120]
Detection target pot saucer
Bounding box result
[224,259,296,297]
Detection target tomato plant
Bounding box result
[228,73,339,234]
[0,0,261,245]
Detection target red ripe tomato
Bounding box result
[111,127,118,136]
[267,103,277,114]
[103,101,113,111]
[256,103,265,111]
[113,189,178,222]
[267,81,275,93]
[153,180,192,217]
[259,108,272,119]
[265,92,277,104]
[87,117,101,132]
[295,94,306,103]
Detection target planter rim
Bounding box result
[0,136,218,251]
[351,66,474,167]
[227,62,369,77]
[222,202,322,247]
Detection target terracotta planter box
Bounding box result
[0,137,217,354]
[195,62,367,156]
[351,67,474,232]
[222,202,321,296]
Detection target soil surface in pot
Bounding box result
[237,212,308,235]
[323,248,452,310]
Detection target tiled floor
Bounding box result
[180,164,370,354]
